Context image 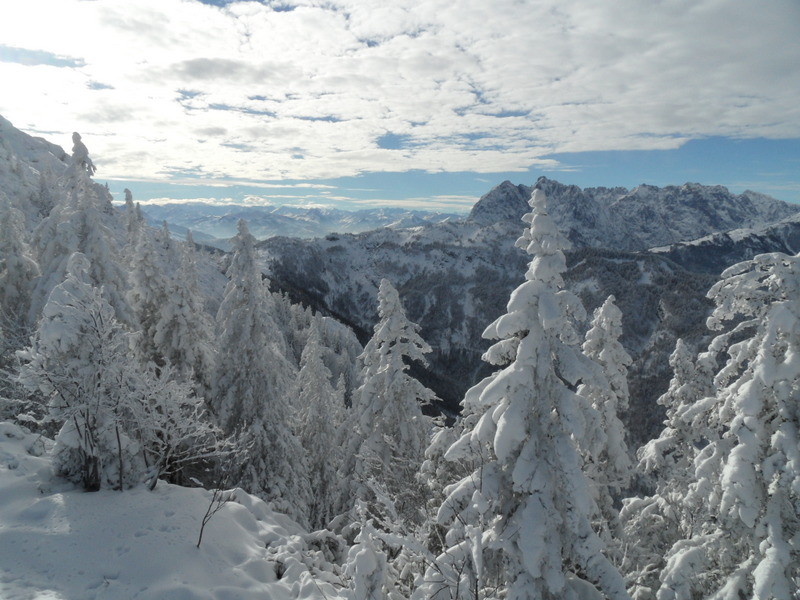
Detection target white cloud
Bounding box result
[344,194,477,212]
[0,0,798,183]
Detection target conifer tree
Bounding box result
[418,189,629,600]
[340,278,436,529]
[213,220,310,525]
[122,188,144,252]
[295,319,344,529]
[127,229,170,365]
[657,252,800,600]
[345,506,394,600]
[0,202,39,333]
[578,295,633,534]
[619,339,713,599]
[29,135,131,325]
[152,231,215,392]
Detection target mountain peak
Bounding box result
[466,180,532,225]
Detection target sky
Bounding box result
[1,0,799,212]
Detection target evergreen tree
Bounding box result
[657,252,800,600]
[340,278,436,529]
[577,295,633,535]
[295,319,344,529]
[122,188,144,252]
[345,506,395,600]
[0,202,39,333]
[619,339,713,599]
[152,231,216,392]
[127,229,171,365]
[29,136,131,325]
[418,189,628,600]
[212,220,310,525]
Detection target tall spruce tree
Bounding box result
[339,278,436,530]
[417,189,628,600]
[28,135,131,325]
[0,202,39,334]
[212,219,310,525]
[619,339,714,599]
[127,229,171,365]
[151,232,215,392]
[295,319,344,530]
[578,295,633,536]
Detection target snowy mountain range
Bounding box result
[258,179,800,442]
[141,203,461,244]
[467,178,799,250]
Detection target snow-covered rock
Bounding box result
[651,212,800,274]
[468,177,799,250]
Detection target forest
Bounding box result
[1,131,799,600]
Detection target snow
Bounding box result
[0,422,343,600]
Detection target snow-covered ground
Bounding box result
[0,422,344,600]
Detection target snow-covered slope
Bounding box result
[469,178,799,250]
[142,202,460,242]
[0,421,346,600]
[651,212,800,274]
[0,115,71,225]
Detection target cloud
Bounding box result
[0,44,85,68]
[344,194,477,213]
[0,0,797,185]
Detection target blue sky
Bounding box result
[1,0,799,212]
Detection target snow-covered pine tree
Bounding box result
[127,228,171,365]
[295,319,344,530]
[577,295,633,537]
[17,252,143,490]
[345,505,395,600]
[0,202,39,335]
[151,231,215,392]
[212,219,310,525]
[619,339,713,599]
[418,189,629,600]
[418,419,465,558]
[657,252,800,600]
[339,278,436,530]
[122,188,144,253]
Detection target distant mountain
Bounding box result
[651,213,800,274]
[141,202,461,243]
[469,177,799,250]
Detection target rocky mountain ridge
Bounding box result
[469,177,799,250]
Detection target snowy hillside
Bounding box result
[0,422,346,600]
[0,115,71,226]
[4,113,800,600]
[651,212,800,273]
